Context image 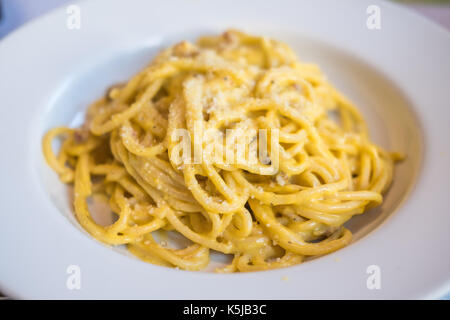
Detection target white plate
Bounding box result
[0,0,449,299]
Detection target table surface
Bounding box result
[0,0,449,300]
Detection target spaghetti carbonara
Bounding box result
[43,30,398,272]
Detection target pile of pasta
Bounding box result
[43,30,398,272]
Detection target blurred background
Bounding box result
[0,0,449,38]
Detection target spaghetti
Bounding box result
[43,30,398,272]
